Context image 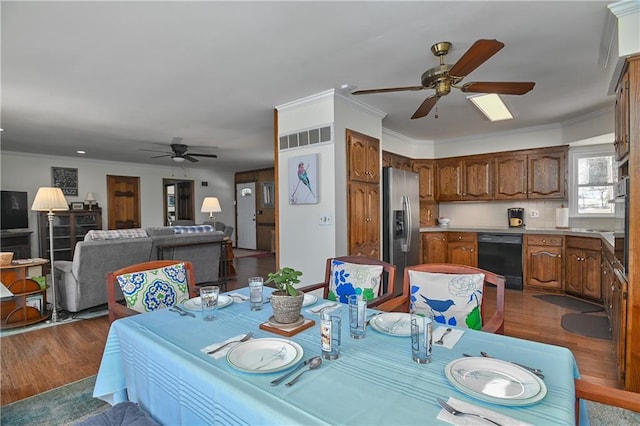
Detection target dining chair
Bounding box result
[376,263,505,334]
[574,379,640,424]
[106,260,198,322]
[297,256,397,308]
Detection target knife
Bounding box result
[270,358,311,386]
[173,305,196,318]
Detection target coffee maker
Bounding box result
[508,207,525,227]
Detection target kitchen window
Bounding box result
[569,145,616,216]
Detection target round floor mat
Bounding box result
[561,313,611,340]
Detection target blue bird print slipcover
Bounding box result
[117,263,189,313]
[408,271,484,330]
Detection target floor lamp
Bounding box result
[31,187,69,323]
[201,197,222,226]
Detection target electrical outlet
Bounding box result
[319,214,333,226]
[530,209,540,218]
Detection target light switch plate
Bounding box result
[319,214,333,225]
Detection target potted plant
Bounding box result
[266,267,304,324]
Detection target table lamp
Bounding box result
[201,197,222,226]
[85,192,96,211]
[31,187,69,323]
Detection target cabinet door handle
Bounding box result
[557,254,562,258]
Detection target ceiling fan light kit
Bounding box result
[352,38,535,120]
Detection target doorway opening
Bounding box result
[163,179,194,226]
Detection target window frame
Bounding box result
[568,144,616,218]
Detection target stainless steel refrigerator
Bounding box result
[382,167,421,296]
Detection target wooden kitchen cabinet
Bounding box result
[436,156,492,202]
[494,146,567,200]
[382,151,412,171]
[421,232,447,263]
[412,160,438,226]
[348,130,380,183]
[614,67,630,161]
[348,181,380,259]
[446,232,477,267]
[565,236,602,301]
[523,234,564,291]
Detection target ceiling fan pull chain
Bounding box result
[434,106,439,119]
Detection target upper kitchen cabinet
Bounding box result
[412,160,436,201]
[347,181,380,259]
[614,66,630,161]
[436,155,492,202]
[494,146,567,200]
[348,130,380,183]
[382,151,412,171]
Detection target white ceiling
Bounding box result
[1,1,617,172]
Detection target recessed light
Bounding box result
[77,150,86,154]
[468,93,513,121]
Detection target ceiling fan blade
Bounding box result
[183,155,199,162]
[189,153,219,159]
[461,81,535,95]
[411,95,439,119]
[352,86,425,95]
[448,39,504,78]
[140,148,172,154]
[151,154,172,159]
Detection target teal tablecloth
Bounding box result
[94,287,580,425]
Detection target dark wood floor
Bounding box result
[0,253,618,405]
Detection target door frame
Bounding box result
[162,178,194,225]
[236,182,257,249]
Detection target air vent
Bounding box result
[279,125,332,151]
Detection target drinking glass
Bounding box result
[321,309,341,360]
[348,294,367,339]
[200,285,219,321]
[248,277,264,311]
[410,308,434,364]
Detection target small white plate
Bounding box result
[370,313,413,336]
[302,293,318,307]
[444,357,547,406]
[227,338,303,374]
[183,295,233,311]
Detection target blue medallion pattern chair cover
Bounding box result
[377,263,505,334]
[106,260,197,322]
[298,256,396,308]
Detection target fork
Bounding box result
[207,332,253,354]
[436,397,502,426]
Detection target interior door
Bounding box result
[236,182,257,249]
[107,175,141,229]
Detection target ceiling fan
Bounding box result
[140,137,218,163]
[352,39,535,119]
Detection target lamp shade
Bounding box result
[85,192,96,202]
[31,187,69,212]
[200,197,222,213]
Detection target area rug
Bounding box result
[0,306,108,338]
[233,249,272,259]
[534,294,604,313]
[561,313,612,340]
[0,375,109,425]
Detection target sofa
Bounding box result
[54,226,224,312]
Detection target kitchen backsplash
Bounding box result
[438,200,619,230]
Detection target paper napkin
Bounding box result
[201,334,247,359]
[436,397,532,426]
[305,302,340,315]
[433,326,464,349]
[228,293,249,303]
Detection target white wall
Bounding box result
[0,151,235,257]
[381,128,436,159]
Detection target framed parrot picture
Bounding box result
[288,153,318,204]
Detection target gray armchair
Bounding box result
[205,221,234,239]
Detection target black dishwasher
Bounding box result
[477,233,523,290]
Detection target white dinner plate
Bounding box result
[444,357,547,406]
[302,293,318,307]
[183,295,233,311]
[370,313,413,336]
[226,338,304,374]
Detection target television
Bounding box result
[1,190,29,230]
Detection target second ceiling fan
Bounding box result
[352,39,535,119]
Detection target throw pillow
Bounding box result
[327,260,383,304]
[171,225,214,234]
[408,270,484,330]
[117,263,189,313]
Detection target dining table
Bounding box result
[94,287,585,425]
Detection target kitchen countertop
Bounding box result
[419,226,619,249]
